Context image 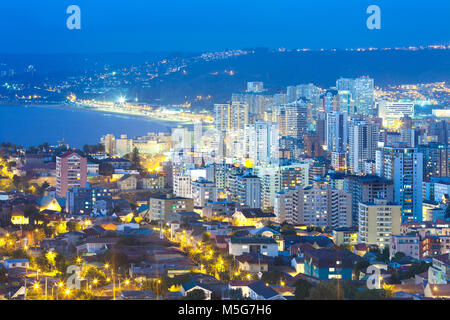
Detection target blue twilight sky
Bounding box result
[0,0,448,54]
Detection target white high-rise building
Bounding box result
[173,174,192,199]
[274,186,352,228]
[255,162,310,210]
[376,147,423,222]
[115,134,133,157]
[236,173,262,208]
[358,199,402,248]
[193,120,203,153]
[348,120,379,174]
[279,103,308,142]
[377,100,415,127]
[101,134,116,155]
[287,86,297,103]
[337,77,374,116]
[247,82,264,93]
[353,76,375,115]
[191,178,217,207]
[326,111,348,153]
[244,121,279,164]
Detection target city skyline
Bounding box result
[0,0,449,304]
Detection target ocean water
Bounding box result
[0,105,178,148]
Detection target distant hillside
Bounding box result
[136,49,450,105]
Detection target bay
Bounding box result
[0,105,179,148]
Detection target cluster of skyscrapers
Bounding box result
[126,77,449,248]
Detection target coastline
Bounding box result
[0,103,193,126]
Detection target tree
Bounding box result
[339,244,353,252]
[70,290,98,300]
[129,147,141,170]
[82,266,106,283]
[308,281,344,300]
[381,246,390,262]
[293,279,313,300]
[67,220,81,232]
[185,289,206,300]
[10,249,31,260]
[354,289,389,300]
[98,249,129,269]
[229,288,244,300]
[0,266,7,283]
[54,252,67,274]
[83,144,104,155]
[260,270,284,285]
[280,223,296,236]
[24,205,42,225]
[392,252,406,262]
[99,163,114,176]
[202,232,211,243]
[353,260,370,281]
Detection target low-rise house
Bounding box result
[287,272,321,286]
[146,194,194,223]
[201,201,239,219]
[228,280,257,298]
[140,174,165,191]
[284,235,335,257]
[270,285,296,299]
[389,256,418,270]
[180,280,213,300]
[248,281,286,300]
[291,256,305,274]
[38,195,63,212]
[354,243,371,257]
[232,208,276,227]
[10,211,29,226]
[103,158,132,170]
[390,234,420,260]
[40,238,70,254]
[211,235,231,254]
[332,227,358,246]
[83,225,107,238]
[428,253,450,284]
[424,283,450,299]
[76,238,118,255]
[249,226,280,238]
[3,259,29,270]
[303,248,361,281]
[117,175,138,191]
[235,254,271,273]
[169,211,201,224]
[87,162,100,175]
[229,237,278,257]
[415,272,428,286]
[61,231,87,245]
